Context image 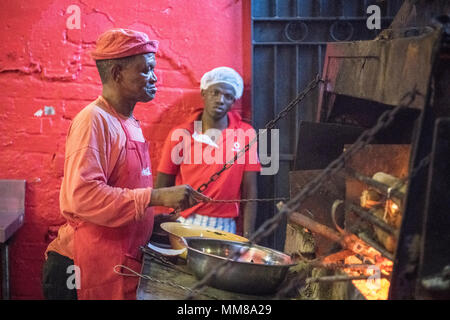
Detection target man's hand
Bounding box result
[150,185,211,211]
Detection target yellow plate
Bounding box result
[160,222,249,259]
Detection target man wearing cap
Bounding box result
[156,67,261,238]
[42,28,209,300]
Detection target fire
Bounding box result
[389,201,399,213]
[344,255,392,300]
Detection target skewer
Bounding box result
[348,203,398,237]
[208,197,290,203]
[288,210,392,262]
[305,273,390,284]
[345,168,405,199]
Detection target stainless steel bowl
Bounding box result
[184,237,296,295]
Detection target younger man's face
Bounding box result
[201,83,236,120]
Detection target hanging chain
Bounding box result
[137,75,323,298]
[184,87,421,300]
[197,74,324,194]
[388,153,431,192]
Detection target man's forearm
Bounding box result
[149,188,164,207]
[155,172,176,189]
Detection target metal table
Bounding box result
[136,251,277,300]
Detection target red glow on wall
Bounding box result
[0,0,252,299]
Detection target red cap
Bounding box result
[90,28,159,60]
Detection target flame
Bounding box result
[342,182,400,299]
[364,199,381,208]
[389,201,399,213]
[344,255,391,300]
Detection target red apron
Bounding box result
[73,98,154,299]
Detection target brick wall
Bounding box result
[0,0,251,299]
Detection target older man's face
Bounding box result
[201,83,236,121]
[119,53,157,102]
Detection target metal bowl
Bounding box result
[160,222,248,259]
[184,237,296,295]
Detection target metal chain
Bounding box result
[197,74,324,194]
[183,75,324,298]
[388,153,431,192]
[185,88,420,300]
[136,75,322,298]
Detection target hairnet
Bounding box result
[200,67,244,100]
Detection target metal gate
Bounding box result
[251,0,404,250]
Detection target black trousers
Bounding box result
[42,251,78,300]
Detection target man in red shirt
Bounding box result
[156,67,261,238]
[42,29,209,300]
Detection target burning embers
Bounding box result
[359,172,405,254]
[284,145,410,299]
[343,255,392,300]
[340,171,406,299]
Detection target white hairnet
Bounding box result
[200,67,244,100]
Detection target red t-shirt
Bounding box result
[157,111,261,218]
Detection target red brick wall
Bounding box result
[0,0,252,299]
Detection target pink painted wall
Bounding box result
[0,0,252,299]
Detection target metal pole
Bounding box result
[345,167,406,199]
[1,242,10,300]
[349,203,399,237]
